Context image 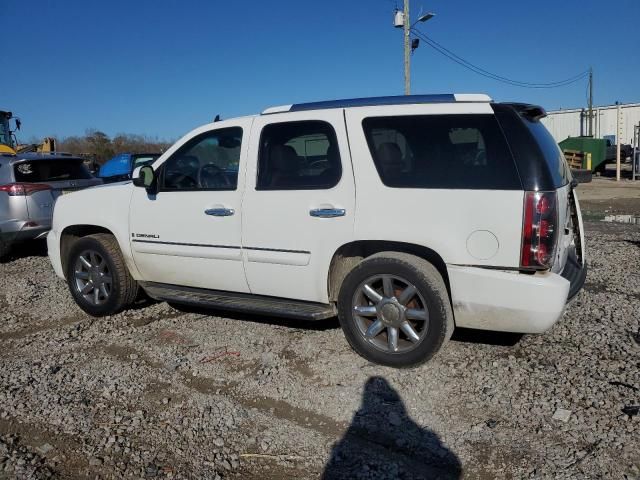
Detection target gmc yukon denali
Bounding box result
[47,94,587,367]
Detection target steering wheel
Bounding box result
[197,163,230,188]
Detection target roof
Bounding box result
[0,152,84,163]
[262,93,492,114]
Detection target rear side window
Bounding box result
[522,119,570,187]
[362,115,521,189]
[257,121,342,190]
[13,159,92,182]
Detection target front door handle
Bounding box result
[205,207,235,217]
[309,208,346,218]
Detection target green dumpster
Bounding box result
[558,137,607,172]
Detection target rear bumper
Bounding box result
[0,219,51,244]
[561,247,587,301]
[449,263,574,334]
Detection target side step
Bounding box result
[140,282,337,321]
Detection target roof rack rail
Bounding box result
[262,93,492,114]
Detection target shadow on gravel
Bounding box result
[452,327,523,346]
[167,303,340,331]
[322,377,462,480]
[0,239,47,264]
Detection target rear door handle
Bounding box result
[205,207,235,217]
[309,208,346,218]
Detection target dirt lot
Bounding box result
[1,179,639,479]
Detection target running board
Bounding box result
[140,282,337,321]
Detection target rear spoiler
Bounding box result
[500,103,547,121]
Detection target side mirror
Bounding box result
[133,165,156,191]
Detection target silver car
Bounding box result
[0,152,101,258]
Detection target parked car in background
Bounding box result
[98,153,161,183]
[605,138,633,161]
[48,94,586,367]
[0,153,101,259]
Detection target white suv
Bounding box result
[47,94,586,367]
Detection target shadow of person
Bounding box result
[322,376,462,480]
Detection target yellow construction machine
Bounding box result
[0,110,55,154]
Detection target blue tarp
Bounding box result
[98,153,131,178]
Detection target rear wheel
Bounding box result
[337,252,454,368]
[66,234,138,316]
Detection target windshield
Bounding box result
[0,120,12,147]
[14,159,93,182]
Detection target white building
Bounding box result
[542,102,640,145]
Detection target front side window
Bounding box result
[160,127,242,191]
[257,121,342,190]
[132,154,160,168]
[362,115,521,190]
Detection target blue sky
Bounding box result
[5,0,640,141]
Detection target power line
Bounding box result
[410,28,589,89]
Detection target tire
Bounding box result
[66,234,138,316]
[337,252,454,368]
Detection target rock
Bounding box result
[552,408,572,422]
[35,443,53,455]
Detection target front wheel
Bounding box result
[66,234,138,316]
[337,252,454,368]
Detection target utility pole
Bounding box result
[588,67,593,136]
[616,101,622,182]
[403,0,411,95]
[394,3,434,95]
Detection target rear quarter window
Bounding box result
[362,114,521,190]
[13,159,93,182]
[522,119,571,187]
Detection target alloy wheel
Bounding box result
[73,250,112,306]
[351,274,429,354]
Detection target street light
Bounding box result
[395,2,435,95]
[414,12,435,26]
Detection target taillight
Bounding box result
[0,183,52,196]
[521,191,558,270]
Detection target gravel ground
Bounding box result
[1,213,639,478]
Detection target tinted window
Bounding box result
[362,115,521,189]
[13,159,92,182]
[257,121,341,190]
[522,119,570,187]
[160,127,242,191]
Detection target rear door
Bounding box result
[241,110,355,303]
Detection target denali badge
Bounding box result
[132,233,160,239]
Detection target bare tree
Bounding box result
[56,130,173,164]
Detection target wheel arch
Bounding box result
[327,240,451,303]
[60,225,116,275]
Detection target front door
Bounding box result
[241,111,355,303]
[129,119,252,292]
